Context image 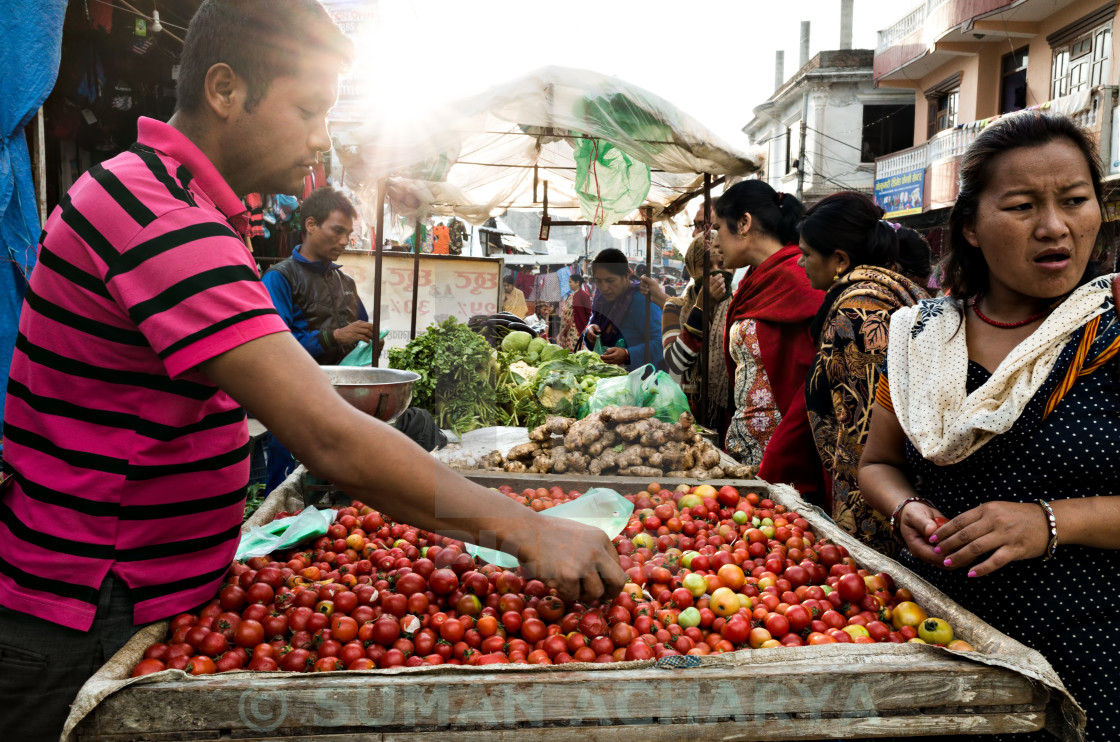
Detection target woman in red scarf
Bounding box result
[717,181,828,504]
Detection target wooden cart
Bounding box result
[72,474,1059,741]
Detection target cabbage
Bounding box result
[501,331,533,353]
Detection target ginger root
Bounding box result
[507,442,540,461]
[601,406,656,424]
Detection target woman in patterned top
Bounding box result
[717,181,828,503]
[799,192,930,554]
[860,113,1120,740]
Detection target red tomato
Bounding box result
[131,659,166,677]
[233,620,264,649]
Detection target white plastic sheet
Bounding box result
[335,66,764,230]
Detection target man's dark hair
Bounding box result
[177,0,354,115]
[503,275,516,286]
[592,248,631,278]
[300,187,357,237]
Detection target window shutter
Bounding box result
[924,73,962,99]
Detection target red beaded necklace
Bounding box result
[970,293,1053,329]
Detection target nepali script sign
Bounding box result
[338,253,503,364]
[873,168,925,219]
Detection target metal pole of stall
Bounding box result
[644,206,653,366]
[370,179,387,367]
[700,174,712,427]
[410,218,421,339]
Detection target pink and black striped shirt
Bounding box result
[1,117,289,631]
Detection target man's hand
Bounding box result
[584,324,602,344]
[334,321,374,345]
[512,519,627,604]
[928,501,1049,577]
[639,276,669,308]
[600,347,629,365]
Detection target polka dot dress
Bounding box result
[898,320,1120,742]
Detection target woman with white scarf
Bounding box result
[860,113,1120,740]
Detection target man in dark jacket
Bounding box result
[263,186,371,363]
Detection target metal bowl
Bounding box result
[320,366,420,424]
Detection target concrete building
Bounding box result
[744,48,915,206]
[872,0,1120,247]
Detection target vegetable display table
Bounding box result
[68,472,1077,741]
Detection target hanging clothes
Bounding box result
[432,224,450,255]
[556,266,573,298]
[534,272,562,303]
[243,193,265,238]
[515,271,534,297]
[448,220,467,255]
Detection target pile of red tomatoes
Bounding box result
[131,482,969,677]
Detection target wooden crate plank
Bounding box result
[77,709,1046,742]
[463,473,770,497]
[79,658,1043,739]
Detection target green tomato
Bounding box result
[760,525,775,539]
[761,517,774,527]
[677,607,702,629]
[682,572,708,598]
[632,532,655,550]
[821,585,834,596]
[681,550,700,568]
[732,510,749,525]
[420,547,428,558]
[751,517,761,528]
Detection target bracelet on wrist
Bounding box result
[1037,499,1059,561]
[890,496,935,546]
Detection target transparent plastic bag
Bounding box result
[583,363,690,423]
[235,506,337,560]
[465,488,634,568]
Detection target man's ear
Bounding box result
[202,63,245,120]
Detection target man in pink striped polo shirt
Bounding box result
[0,2,623,738]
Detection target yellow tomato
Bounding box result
[918,618,954,645]
[891,601,928,629]
[710,587,740,618]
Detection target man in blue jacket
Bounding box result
[262,186,372,364]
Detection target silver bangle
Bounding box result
[1037,499,1058,561]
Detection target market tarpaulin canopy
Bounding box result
[335,66,764,229]
[0,0,65,436]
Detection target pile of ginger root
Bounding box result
[476,406,757,480]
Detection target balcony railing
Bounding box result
[876,3,926,53]
[875,86,1118,210]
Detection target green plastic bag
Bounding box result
[583,364,690,423]
[236,507,336,560]
[340,340,374,366]
[465,488,634,568]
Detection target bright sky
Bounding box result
[352,0,914,151]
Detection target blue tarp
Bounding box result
[0,1,66,437]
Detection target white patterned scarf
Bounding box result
[886,274,1117,465]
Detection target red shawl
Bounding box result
[723,245,830,505]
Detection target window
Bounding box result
[927,90,958,138]
[924,73,961,139]
[1048,4,1113,99]
[785,123,800,174]
[1000,47,1029,114]
[861,104,915,161]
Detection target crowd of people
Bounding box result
[540,112,1120,739]
[4,0,1119,737]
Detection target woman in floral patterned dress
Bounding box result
[798,192,930,553]
[717,181,828,504]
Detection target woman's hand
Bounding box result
[929,501,1050,577]
[600,347,629,365]
[897,499,946,566]
[639,276,668,308]
[584,324,601,344]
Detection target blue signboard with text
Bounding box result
[874,168,925,218]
